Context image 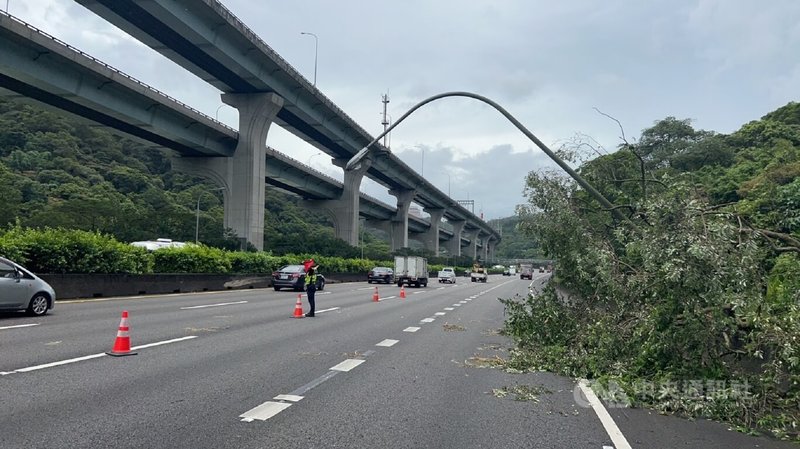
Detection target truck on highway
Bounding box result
[470,261,488,283]
[520,263,533,280]
[394,256,428,288]
[438,267,457,284]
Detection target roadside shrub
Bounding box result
[0,226,152,273]
[152,245,231,273]
[228,251,277,274]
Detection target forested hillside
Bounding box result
[0,98,396,257]
[507,102,800,439]
[0,98,540,260]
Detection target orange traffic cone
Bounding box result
[107,310,137,357]
[293,294,304,318]
[400,286,406,299]
[372,287,380,302]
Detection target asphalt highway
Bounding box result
[0,273,794,448]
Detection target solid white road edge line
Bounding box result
[578,380,632,449]
[180,301,247,310]
[274,394,303,402]
[0,323,40,330]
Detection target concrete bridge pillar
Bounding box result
[423,208,445,256]
[171,92,283,251]
[389,189,415,250]
[446,220,465,257]
[464,229,480,261]
[317,158,373,245]
[483,237,495,261]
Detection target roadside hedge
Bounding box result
[0,226,151,273]
[0,227,470,275]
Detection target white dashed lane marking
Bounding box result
[240,401,292,422]
[420,318,435,323]
[330,359,366,372]
[444,307,454,311]
[1,336,198,376]
[376,339,399,347]
[0,323,40,330]
[403,327,420,332]
[316,307,340,314]
[435,312,446,316]
[181,301,247,310]
[274,394,303,402]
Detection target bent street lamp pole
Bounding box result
[345,91,634,227]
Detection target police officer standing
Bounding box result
[304,268,317,317]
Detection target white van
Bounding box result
[0,256,56,316]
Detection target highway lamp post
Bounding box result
[300,32,318,86]
[345,91,638,230]
[195,187,225,244]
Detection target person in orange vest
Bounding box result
[304,267,317,317]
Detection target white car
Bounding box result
[130,238,188,251]
[0,256,56,316]
[438,267,457,284]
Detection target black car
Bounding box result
[368,266,393,284]
[271,265,326,291]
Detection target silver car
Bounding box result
[0,256,56,316]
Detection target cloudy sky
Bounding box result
[6,0,800,220]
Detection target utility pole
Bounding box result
[381,93,390,149]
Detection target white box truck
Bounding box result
[394,256,428,288]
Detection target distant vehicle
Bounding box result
[539,266,545,273]
[130,238,188,251]
[271,265,325,291]
[438,267,457,284]
[394,256,428,287]
[520,263,533,280]
[508,266,517,276]
[0,256,55,316]
[503,267,510,276]
[470,261,488,283]
[368,267,393,284]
